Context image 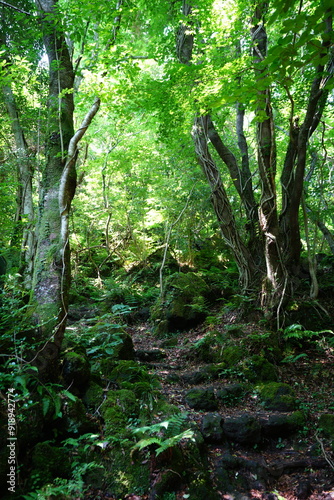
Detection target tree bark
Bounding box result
[192,115,257,290]
[279,8,333,272]
[176,1,259,291]
[251,3,287,316]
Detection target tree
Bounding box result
[24,0,100,380]
[141,0,334,322]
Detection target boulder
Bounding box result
[216,383,246,406]
[201,413,224,443]
[151,272,209,333]
[223,414,261,445]
[243,355,278,382]
[260,411,305,438]
[258,382,296,411]
[185,387,218,411]
[62,350,91,391]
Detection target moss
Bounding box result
[60,397,96,434]
[103,443,150,497]
[243,355,278,382]
[287,410,305,428]
[221,345,245,367]
[155,402,181,418]
[101,389,138,437]
[318,414,334,438]
[151,272,210,333]
[83,381,104,410]
[258,382,296,411]
[62,351,91,390]
[30,442,71,488]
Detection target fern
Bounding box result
[131,413,195,456]
[282,324,333,341]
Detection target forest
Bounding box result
[0,0,334,498]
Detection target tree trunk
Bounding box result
[251,4,288,316]
[279,8,333,272]
[192,115,257,290]
[176,1,259,291]
[31,0,76,380]
[0,42,35,284]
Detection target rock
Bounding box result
[216,383,246,406]
[201,413,224,443]
[83,381,104,411]
[223,414,261,445]
[318,413,334,438]
[182,369,210,385]
[221,345,245,367]
[185,387,218,411]
[62,350,91,391]
[60,397,97,435]
[260,411,305,438]
[243,355,278,382]
[101,389,139,438]
[151,272,209,333]
[258,382,296,411]
[295,479,313,499]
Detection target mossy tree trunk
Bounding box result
[30,0,76,380]
[31,0,100,380]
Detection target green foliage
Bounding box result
[282,324,334,348]
[131,413,195,457]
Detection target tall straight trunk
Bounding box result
[251,4,287,315]
[31,0,76,379]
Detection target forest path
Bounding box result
[126,321,334,500]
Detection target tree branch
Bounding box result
[59,97,101,216]
[0,0,32,15]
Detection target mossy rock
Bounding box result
[258,382,296,411]
[261,411,306,437]
[155,402,181,418]
[60,397,97,435]
[83,381,104,411]
[201,413,224,443]
[30,442,71,488]
[216,383,247,406]
[185,387,218,411]
[151,272,209,333]
[223,414,261,445]
[103,442,150,497]
[101,389,138,437]
[189,331,227,363]
[221,345,245,367]
[243,355,278,382]
[62,350,91,391]
[318,414,334,438]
